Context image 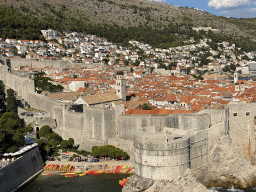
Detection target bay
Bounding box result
[17,173,130,192]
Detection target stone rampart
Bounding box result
[0,66,34,102]
[134,127,190,180]
[9,58,104,70]
[118,113,211,141]
[228,102,256,160]
[190,129,208,180]
[0,147,44,192]
[9,58,72,69]
[134,126,209,181]
[107,138,134,160]
[199,108,229,133]
[18,107,56,129]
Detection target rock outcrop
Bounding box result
[122,174,154,192]
[205,134,256,189]
[123,134,256,191]
[123,169,211,192]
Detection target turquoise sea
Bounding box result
[17,173,130,192]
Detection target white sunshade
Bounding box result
[13,151,21,155]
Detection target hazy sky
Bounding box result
[152,0,256,18]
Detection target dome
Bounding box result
[117,71,124,75]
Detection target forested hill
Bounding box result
[1,0,256,50]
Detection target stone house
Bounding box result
[74,92,122,107]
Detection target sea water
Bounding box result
[210,186,256,192]
[17,173,130,192]
[18,175,256,192]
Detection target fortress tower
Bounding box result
[116,71,126,101]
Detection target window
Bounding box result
[233,113,237,116]
[246,112,250,116]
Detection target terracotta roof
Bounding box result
[80,92,121,105]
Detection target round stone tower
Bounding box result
[134,126,190,180]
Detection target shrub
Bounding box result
[39,125,52,138]
[92,145,130,159]
[51,152,60,157]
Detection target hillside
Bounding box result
[0,0,256,50]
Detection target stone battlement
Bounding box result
[134,126,207,180]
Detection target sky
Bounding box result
[152,0,256,18]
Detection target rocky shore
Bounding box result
[123,169,211,192]
[123,134,256,192]
[205,134,256,189]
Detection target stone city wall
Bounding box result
[199,108,229,133]
[107,138,134,160]
[118,113,211,141]
[228,102,256,160]
[9,58,72,69]
[0,147,44,192]
[134,127,190,180]
[18,107,56,129]
[0,66,34,102]
[190,129,208,180]
[9,58,104,70]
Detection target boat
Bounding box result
[119,178,129,187]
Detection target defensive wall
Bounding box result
[18,108,57,130]
[228,102,256,160]
[0,147,44,192]
[134,126,208,180]
[1,61,256,180]
[7,57,104,70]
[118,113,211,141]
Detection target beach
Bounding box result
[43,152,135,174]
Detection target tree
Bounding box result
[0,112,26,153]
[134,59,140,66]
[39,125,52,138]
[22,125,33,133]
[142,103,152,110]
[0,112,23,131]
[0,80,6,113]
[6,89,17,113]
[60,140,69,149]
[91,145,129,159]
[67,138,74,148]
[48,132,62,142]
